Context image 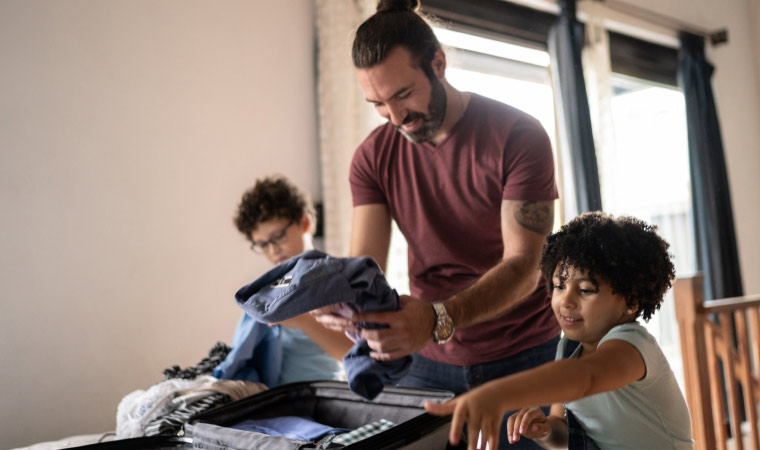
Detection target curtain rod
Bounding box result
[582,0,728,45]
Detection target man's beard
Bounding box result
[397,77,447,144]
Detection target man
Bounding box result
[316,2,560,448]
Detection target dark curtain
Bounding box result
[678,32,743,300]
[548,0,602,214]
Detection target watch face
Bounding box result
[435,320,454,342]
[432,303,454,344]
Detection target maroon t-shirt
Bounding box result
[350,93,560,366]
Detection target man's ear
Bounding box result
[431,49,446,80]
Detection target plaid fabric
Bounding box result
[332,419,395,445]
[143,392,230,436]
[163,342,231,380]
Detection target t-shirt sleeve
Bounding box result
[501,116,558,202]
[599,324,659,386]
[349,137,387,207]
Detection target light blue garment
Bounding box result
[558,323,694,450]
[213,313,282,386]
[213,312,342,387]
[230,416,350,441]
[278,326,343,385]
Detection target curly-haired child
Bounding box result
[425,211,693,450]
[227,176,352,384]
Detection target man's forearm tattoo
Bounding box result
[514,201,554,234]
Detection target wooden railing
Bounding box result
[675,275,760,450]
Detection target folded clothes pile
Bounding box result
[116,375,267,438]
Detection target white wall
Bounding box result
[0,1,318,448]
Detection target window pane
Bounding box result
[446,68,556,149]
[599,75,695,390]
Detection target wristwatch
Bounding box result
[431,302,455,344]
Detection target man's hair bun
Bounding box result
[377,0,421,13]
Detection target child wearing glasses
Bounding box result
[230,176,353,385]
[425,212,693,450]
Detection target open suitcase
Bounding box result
[186,380,463,449]
[70,436,193,449]
[71,381,464,449]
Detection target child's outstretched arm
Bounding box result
[424,339,645,450]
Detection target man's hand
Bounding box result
[310,295,436,360]
[357,295,436,361]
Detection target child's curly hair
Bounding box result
[539,211,675,322]
[234,176,314,241]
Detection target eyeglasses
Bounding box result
[250,221,295,254]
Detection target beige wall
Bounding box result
[0,1,318,448]
[750,0,760,200]
[1,0,759,449]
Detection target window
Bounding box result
[597,74,695,388]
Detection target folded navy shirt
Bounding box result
[235,250,412,400]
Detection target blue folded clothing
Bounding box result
[234,250,412,400]
[235,250,399,321]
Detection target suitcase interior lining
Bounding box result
[189,381,453,430]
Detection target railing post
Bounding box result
[675,275,716,450]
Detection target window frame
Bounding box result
[422,0,679,87]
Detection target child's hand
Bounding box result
[424,386,506,450]
[506,407,551,444]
